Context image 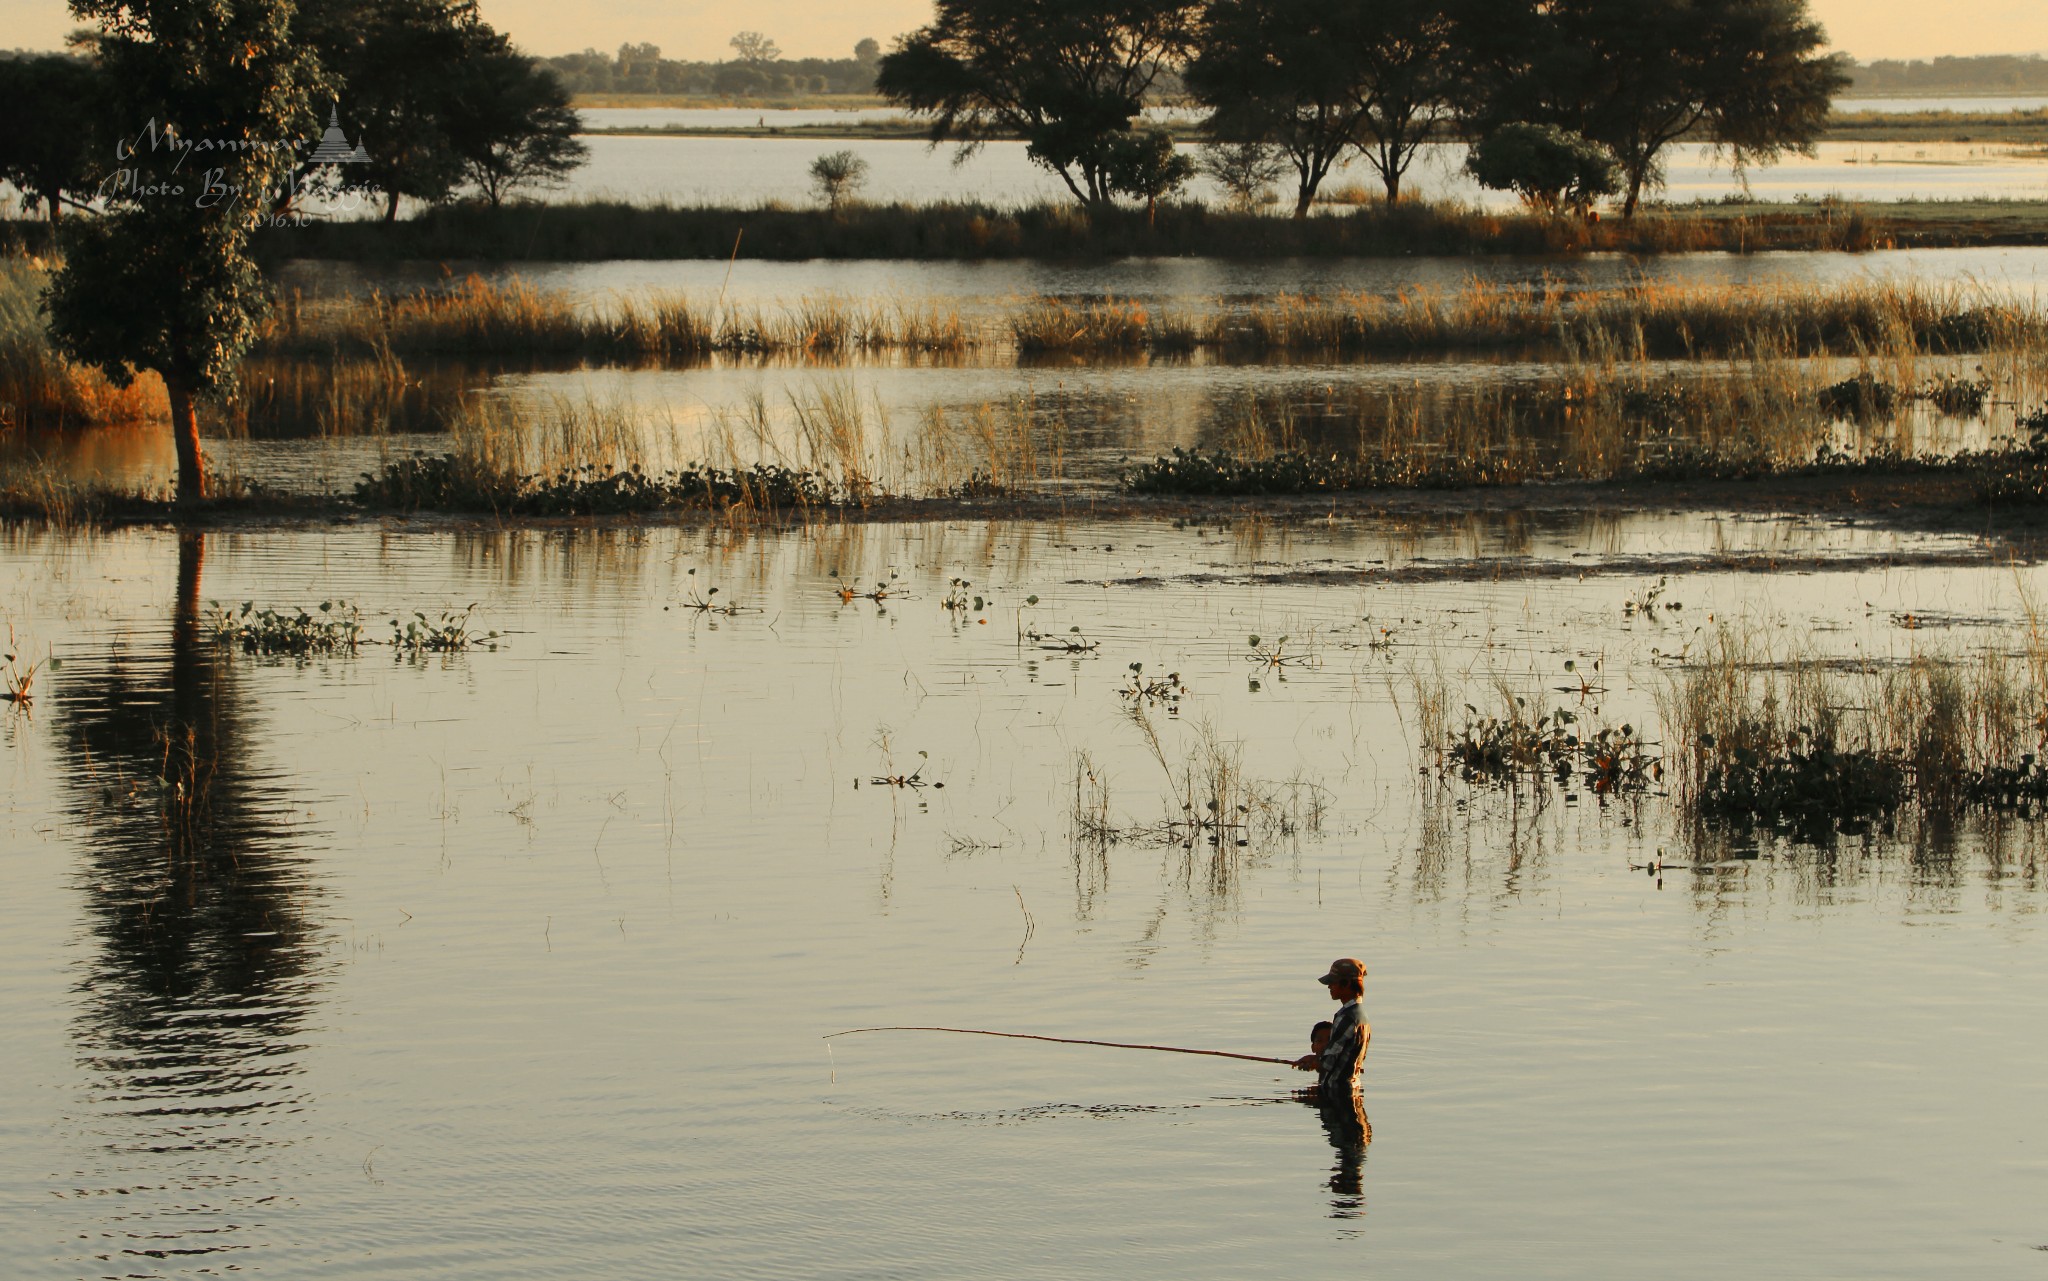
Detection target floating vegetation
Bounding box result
[391,606,500,654]
[1027,625,1099,654]
[679,586,751,616]
[1817,370,1994,422]
[941,577,986,613]
[353,453,831,515]
[1124,448,1519,496]
[1246,634,1318,677]
[212,600,364,657]
[1817,372,1899,421]
[1623,578,1683,620]
[869,750,940,790]
[1446,699,1662,796]
[1118,663,1186,711]
[837,580,895,604]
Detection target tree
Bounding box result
[443,37,589,207]
[809,149,870,211]
[1105,127,1195,221]
[295,0,478,221]
[1517,0,1849,216]
[854,38,882,65]
[44,0,324,504]
[1187,0,1472,208]
[876,0,1201,209]
[0,53,108,225]
[729,31,781,66]
[1465,122,1618,214]
[1185,0,1370,217]
[1198,139,1286,210]
[1345,0,1471,203]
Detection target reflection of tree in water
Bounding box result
[53,533,324,1272]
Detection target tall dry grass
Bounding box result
[0,255,163,431]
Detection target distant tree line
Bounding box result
[543,36,884,97]
[879,0,1849,218]
[1844,54,2048,98]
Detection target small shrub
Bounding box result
[1465,124,1620,217]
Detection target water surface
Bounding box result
[2,517,2046,1279]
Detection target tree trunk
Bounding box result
[42,187,61,226]
[1384,171,1402,203]
[1294,183,1315,219]
[165,373,209,505]
[384,188,401,223]
[1622,175,1642,219]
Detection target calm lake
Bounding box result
[3,516,2046,1279]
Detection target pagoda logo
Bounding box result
[307,104,370,164]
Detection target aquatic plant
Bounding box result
[0,636,56,706]
[352,453,833,514]
[1245,634,1317,672]
[940,577,984,613]
[390,606,500,654]
[1123,448,1520,496]
[1027,625,1099,654]
[1118,662,1185,710]
[212,600,363,656]
[1623,578,1682,619]
[869,749,939,789]
[1447,699,1661,795]
[1659,627,2048,836]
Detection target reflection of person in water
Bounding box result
[1290,957,1371,1216]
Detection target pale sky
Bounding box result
[0,0,2041,65]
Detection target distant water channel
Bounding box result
[2,516,2045,1279]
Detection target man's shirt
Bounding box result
[1317,998,1367,1096]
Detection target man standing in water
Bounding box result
[1295,957,1370,1096]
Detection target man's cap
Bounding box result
[1317,957,1366,984]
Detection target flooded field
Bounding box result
[3,514,2046,1279]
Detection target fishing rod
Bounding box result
[823,1025,1300,1067]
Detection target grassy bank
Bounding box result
[265,198,1917,263]
[257,273,2036,363]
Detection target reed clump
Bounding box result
[262,275,972,364]
[259,275,2039,365]
[1658,626,2048,838]
[1023,280,2039,359]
